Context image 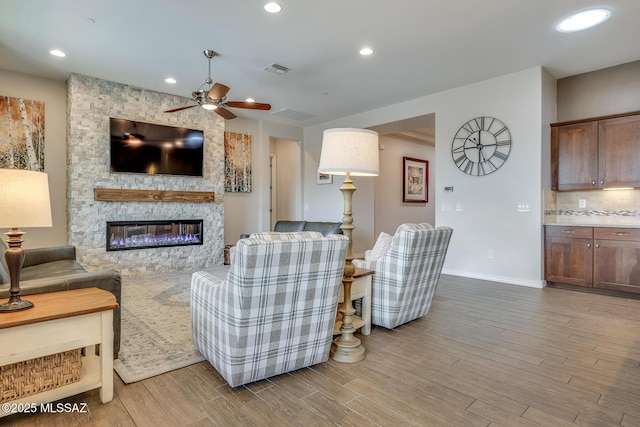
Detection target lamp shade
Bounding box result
[0,169,53,228]
[318,128,379,176]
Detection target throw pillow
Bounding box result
[367,232,393,261]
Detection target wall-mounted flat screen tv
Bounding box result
[110,118,204,177]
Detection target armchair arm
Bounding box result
[23,245,77,267]
[353,258,376,271]
[191,271,228,371]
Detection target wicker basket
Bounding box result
[224,244,234,265]
[0,349,82,403]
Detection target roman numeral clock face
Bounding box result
[451,116,512,176]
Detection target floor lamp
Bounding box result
[0,169,53,312]
[318,128,379,363]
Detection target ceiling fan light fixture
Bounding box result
[556,8,611,33]
[245,98,256,103]
[201,103,217,110]
[164,77,177,84]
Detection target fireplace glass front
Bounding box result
[107,220,203,251]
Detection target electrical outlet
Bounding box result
[488,250,495,259]
[579,199,587,209]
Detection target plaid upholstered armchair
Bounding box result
[353,223,453,330]
[191,232,348,387]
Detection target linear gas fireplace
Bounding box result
[107,220,203,251]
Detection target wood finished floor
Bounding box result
[6,274,640,426]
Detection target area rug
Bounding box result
[113,266,229,384]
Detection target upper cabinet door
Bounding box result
[599,114,640,188]
[551,121,599,191]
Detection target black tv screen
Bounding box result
[110,118,204,177]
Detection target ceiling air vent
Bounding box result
[264,63,289,75]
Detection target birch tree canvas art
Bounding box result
[0,96,45,171]
[224,132,252,192]
[0,96,44,171]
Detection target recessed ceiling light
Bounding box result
[556,8,611,33]
[164,77,177,84]
[359,47,374,56]
[264,2,282,13]
[49,49,66,57]
[245,98,256,103]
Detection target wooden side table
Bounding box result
[334,268,373,336]
[0,288,117,416]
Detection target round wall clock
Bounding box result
[451,116,512,176]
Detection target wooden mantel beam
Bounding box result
[94,188,215,203]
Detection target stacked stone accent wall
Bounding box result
[67,74,224,275]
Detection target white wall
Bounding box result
[303,67,554,287]
[223,118,302,244]
[557,59,640,122]
[223,117,262,243]
[375,136,435,236]
[0,69,67,248]
[436,68,550,287]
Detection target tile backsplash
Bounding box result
[544,189,640,225]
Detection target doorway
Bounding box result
[269,137,302,230]
[369,113,436,235]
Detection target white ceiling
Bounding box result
[1,1,640,127]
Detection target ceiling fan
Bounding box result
[164,50,271,120]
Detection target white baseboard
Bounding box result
[441,269,546,289]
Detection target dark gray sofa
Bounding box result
[273,220,343,236]
[239,221,343,241]
[0,241,122,358]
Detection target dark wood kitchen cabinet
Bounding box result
[545,225,640,294]
[545,226,593,287]
[551,122,598,191]
[593,227,640,293]
[598,114,640,189]
[551,111,640,191]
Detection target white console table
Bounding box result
[0,288,117,417]
[334,268,373,336]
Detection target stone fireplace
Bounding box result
[66,74,225,275]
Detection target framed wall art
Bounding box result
[0,95,45,171]
[316,168,333,185]
[403,156,428,203]
[224,131,252,192]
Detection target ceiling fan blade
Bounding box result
[208,83,230,100]
[215,106,237,120]
[164,105,197,113]
[225,101,271,111]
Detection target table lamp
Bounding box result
[0,169,53,312]
[318,128,379,363]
